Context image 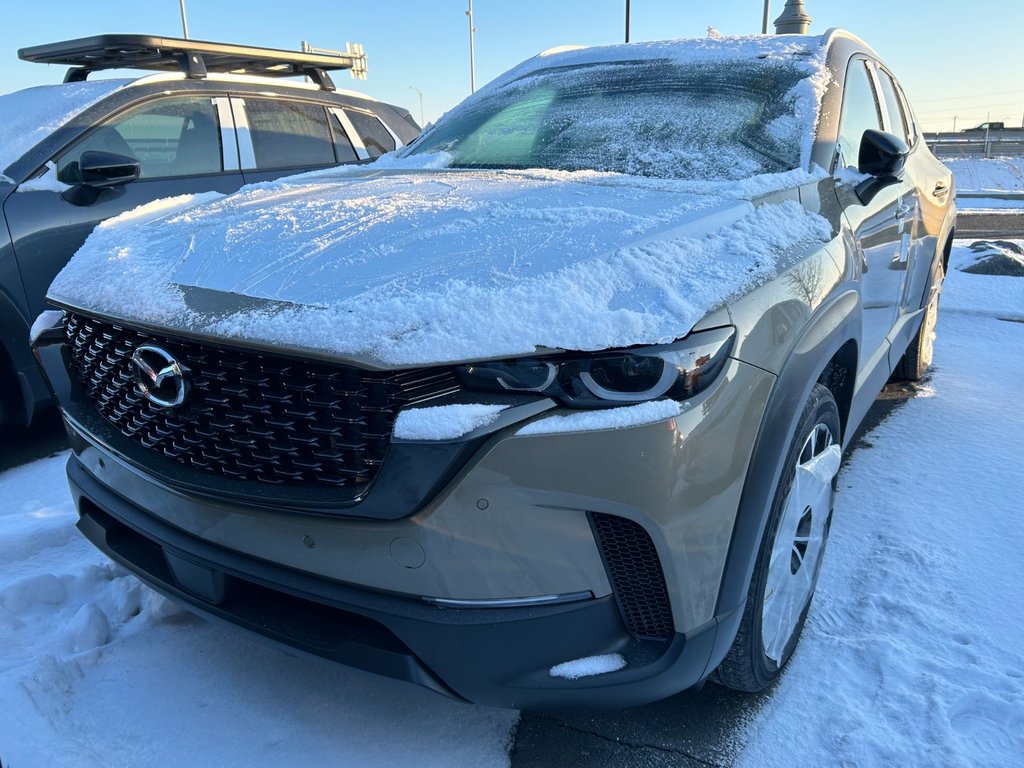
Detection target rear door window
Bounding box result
[244,99,336,170]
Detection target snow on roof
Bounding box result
[0,79,129,181]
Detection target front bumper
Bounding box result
[37,311,774,708]
[69,455,726,709]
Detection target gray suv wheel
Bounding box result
[714,383,841,692]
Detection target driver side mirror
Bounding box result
[78,150,140,188]
[854,130,909,205]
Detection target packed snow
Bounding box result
[0,79,129,182]
[549,654,627,680]
[1,243,1023,766]
[393,403,509,440]
[49,167,831,366]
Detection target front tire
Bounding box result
[713,383,841,692]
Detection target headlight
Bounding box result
[458,327,734,408]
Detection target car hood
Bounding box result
[49,165,831,367]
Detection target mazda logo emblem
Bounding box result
[131,345,189,408]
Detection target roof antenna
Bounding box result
[774,0,812,35]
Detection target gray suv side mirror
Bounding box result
[79,150,140,188]
[855,130,909,205]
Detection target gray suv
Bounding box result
[34,29,954,709]
[1,34,419,427]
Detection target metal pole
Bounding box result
[625,0,631,43]
[410,86,425,127]
[762,1,771,34]
[985,111,991,158]
[466,0,476,94]
[178,0,190,39]
[952,115,957,132]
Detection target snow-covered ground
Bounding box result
[946,157,1024,193]
[1,243,1022,767]
[0,462,516,765]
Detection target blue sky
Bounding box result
[1,0,1020,130]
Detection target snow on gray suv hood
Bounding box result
[49,163,831,366]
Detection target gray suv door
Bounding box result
[3,94,245,320]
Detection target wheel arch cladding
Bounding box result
[713,289,859,625]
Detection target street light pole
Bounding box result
[774,0,812,34]
[178,0,190,39]
[466,0,477,94]
[761,1,771,34]
[625,0,631,43]
[409,86,425,127]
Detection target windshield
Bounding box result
[406,59,808,180]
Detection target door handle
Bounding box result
[933,181,949,198]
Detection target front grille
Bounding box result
[589,512,674,641]
[65,313,460,494]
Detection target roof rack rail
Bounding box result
[17,34,369,91]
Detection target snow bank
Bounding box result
[737,257,1024,768]
[50,169,831,367]
[0,79,129,181]
[0,453,518,768]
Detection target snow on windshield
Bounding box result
[406,34,830,178]
[0,79,129,182]
[408,60,807,180]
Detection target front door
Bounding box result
[4,94,244,318]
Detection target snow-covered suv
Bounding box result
[0,34,418,427]
[34,30,955,708]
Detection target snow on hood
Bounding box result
[50,163,832,367]
[0,79,130,182]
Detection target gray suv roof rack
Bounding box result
[18,34,368,91]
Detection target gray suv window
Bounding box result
[876,71,912,145]
[836,60,882,169]
[245,99,336,170]
[345,109,396,158]
[57,96,223,181]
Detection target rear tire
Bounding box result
[712,383,841,692]
[892,256,944,382]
